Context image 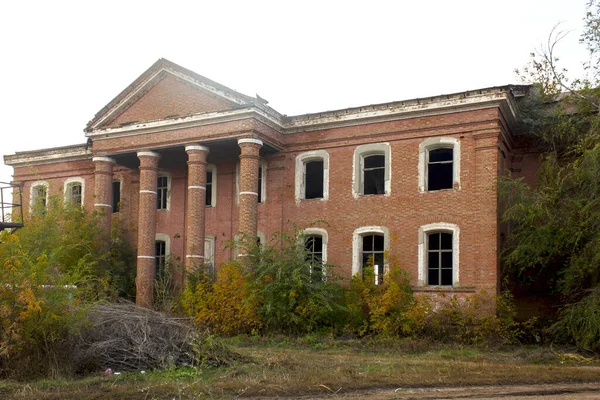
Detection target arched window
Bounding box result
[64,178,84,206]
[295,150,329,201]
[418,223,460,286]
[352,226,390,285]
[418,137,461,192]
[353,143,391,197]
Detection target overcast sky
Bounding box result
[0,0,592,188]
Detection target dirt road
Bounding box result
[286,382,600,399]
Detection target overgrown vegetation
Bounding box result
[505,0,600,351]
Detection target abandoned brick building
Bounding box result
[4,59,537,306]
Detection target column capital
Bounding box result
[92,156,116,164]
[237,138,263,147]
[185,144,210,153]
[137,150,161,158]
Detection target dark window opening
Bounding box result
[155,240,167,280]
[428,148,453,191]
[363,155,385,195]
[112,181,121,213]
[32,185,47,210]
[67,183,82,206]
[305,235,324,280]
[361,234,385,284]
[257,166,263,203]
[305,160,324,199]
[427,232,453,285]
[157,176,168,210]
[206,171,212,207]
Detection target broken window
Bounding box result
[112,181,121,213]
[257,165,263,203]
[31,183,48,211]
[362,234,385,284]
[427,232,453,285]
[427,148,453,191]
[362,154,385,195]
[305,235,324,280]
[304,160,324,199]
[155,240,167,280]
[65,181,83,206]
[206,170,213,207]
[157,175,168,210]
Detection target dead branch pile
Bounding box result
[75,301,198,372]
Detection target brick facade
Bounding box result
[4,59,537,305]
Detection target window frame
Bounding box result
[303,228,328,279]
[155,233,171,280]
[352,226,390,283]
[205,164,217,207]
[418,137,461,192]
[156,173,171,211]
[30,180,49,212]
[352,143,391,198]
[112,180,122,213]
[204,235,216,277]
[64,177,85,207]
[417,222,460,287]
[295,150,330,202]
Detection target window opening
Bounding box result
[427,232,453,285]
[157,176,168,210]
[66,182,82,206]
[362,234,385,284]
[206,170,213,207]
[257,165,263,203]
[428,148,453,191]
[155,240,167,280]
[305,235,324,280]
[304,160,324,199]
[32,185,47,210]
[112,181,121,213]
[363,155,385,195]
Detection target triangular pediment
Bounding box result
[86,59,256,131]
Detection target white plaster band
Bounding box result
[92,156,116,163]
[239,191,259,196]
[137,151,160,158]
[185,144,210,152]
[188,186,206,190]
[137,256,155,259]
[186,255,205,258]
[237,138,263,147]
[140,190,157,194]
[237,253,248,257]
[94,203,112,208]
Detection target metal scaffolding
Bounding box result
[0,182,23,232]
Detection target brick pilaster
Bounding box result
[237,138,263,256]
[136,151,160,307]
[185,144,210,273]
[92,156,115,236]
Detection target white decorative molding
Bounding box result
[351,226,390,277]
[237,138,264,147]
[185,144,210,152]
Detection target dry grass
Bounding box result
[1,340,599,399]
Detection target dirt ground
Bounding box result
[279,382,600,399]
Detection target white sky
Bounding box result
[0,0,592,187]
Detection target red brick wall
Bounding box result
[106,75,234,128]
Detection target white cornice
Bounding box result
[86,89,515,140]
[4,145,91,167]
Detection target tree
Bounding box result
[503,0,600,350]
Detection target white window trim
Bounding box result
[204,235,216,272]
[206,164,217,207]
[352,226,390,278]
[157,172,171,211]
[302,227,329,265]
[155,233,171,260]
[417,222,460,287]
[236,160,266,204]
[418,137,461,192]
[30,180,49,210]
[64,177,85,206]
[295,150,330,203]
[352,143,391,198]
